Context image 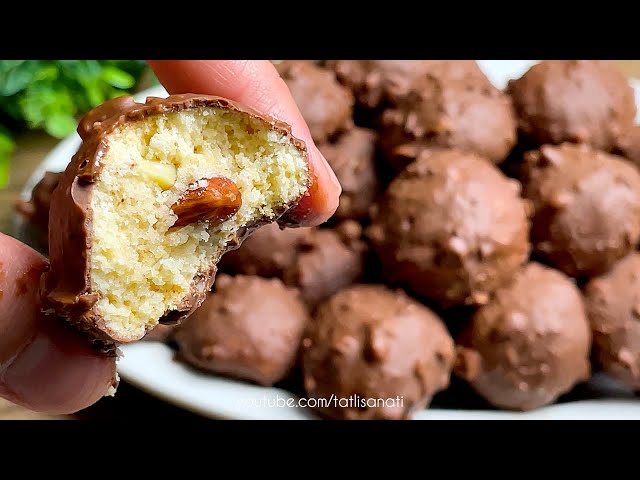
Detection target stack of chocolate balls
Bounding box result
[19,60,640,419]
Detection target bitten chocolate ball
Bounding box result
[174,275,310,386]
[367,149,530,308]
[507,60,636,151]
[614,125,640,168]
[584,252,640,391]
[276,60,354,143]
[380,76,517,169]
[331,60,491,109]
[455,262,592,411]
[302,284,455,420]
[318,127,378,220]
[521,143,640,277]
[41,94,310,344]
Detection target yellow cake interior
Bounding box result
[89,107,308,340]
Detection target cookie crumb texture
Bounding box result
[47,97,309,343]
[93,110,307,340]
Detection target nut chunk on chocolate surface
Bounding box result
[521,143,640,277]
[584,252,640,391]
[302,284,455,420]
[455,263,592,411]
[15,170,62,251]
[367,149,530,308]
[174,275,310,386]
[42,94,310,344]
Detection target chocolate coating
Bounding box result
[219,222,309,277]
[302,284,454,420]
[41,94,309,344]
[276,60,354,143]
[584,252,640,390]
[318,127,378,220]
[614,125,640,168]
[367,149,530,308]
[521,143,640,277]
[380,76,517,170]
[174,275,310,386]
[455,262,592,411]
[507,60,636,151]
[221,221,367,308]
[15,171,62,233]
[141,324,177,343]
[331,60,491,109]
[15,171,62,251]
[283,222,367,307]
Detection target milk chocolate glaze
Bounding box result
[584,252,640,391]
[455,262,592,411]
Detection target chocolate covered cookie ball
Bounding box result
[507,60,636,151]
[380,76,517,169]
[331,60,490,109]
[584,252,640,391]
[141,324,177,343]
[367,149,530,308]
[174,275,310,386]
[284,222,367,307]
[455,262,592,411]
[318,127,378,220]
[15,171,62,232]
[219,222,309,278]
[614,125,640,168]
[276,60,354,143]
[220,221,367,308]
[521,143,640,277]
[302,284,455,420]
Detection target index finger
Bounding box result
[147,60,341,227]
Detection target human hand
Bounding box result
[0,60,341,414]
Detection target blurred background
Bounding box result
[0,61,156,186]
[1,60,639,420]
[2,60,639,193]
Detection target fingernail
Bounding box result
[313,146,342,195]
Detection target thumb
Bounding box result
[0,233,117,414]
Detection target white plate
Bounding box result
[14,60,640,420]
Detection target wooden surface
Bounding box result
[1,60,639,420]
